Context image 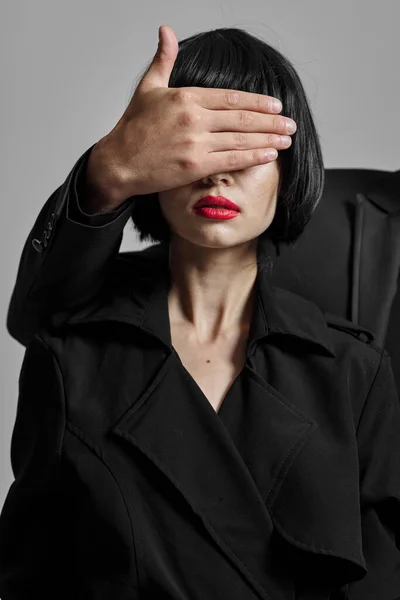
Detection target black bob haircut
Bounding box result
[128,27,325,262]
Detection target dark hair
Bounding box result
[128,27,325,265]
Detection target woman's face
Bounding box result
[158,160,281,251]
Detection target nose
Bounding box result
[201,171,234,185]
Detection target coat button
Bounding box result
[32,238,43,252]
[358,332,370,344]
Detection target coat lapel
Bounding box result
[62,242,368,596]
[352,170,400,346]
[111,347,317,600]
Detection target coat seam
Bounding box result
[35,333,141,594]
[34,334,67,461]
[64,420,141,594]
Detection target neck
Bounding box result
[167,237,259,344]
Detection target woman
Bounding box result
[1,25,400,600]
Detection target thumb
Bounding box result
[139,25,179,92]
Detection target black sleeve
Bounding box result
[6,144,135,346]
[0,336,76,600]
[347,349,400,599]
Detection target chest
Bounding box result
[170,324,249,414]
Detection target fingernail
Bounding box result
[267,148,278,159]
[286,120,297,133]
[272,99,282,112]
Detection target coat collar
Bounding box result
[366,167,400,215]
[58,244,371,596]
[62,242,337,359]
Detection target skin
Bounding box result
[158,158,281,346]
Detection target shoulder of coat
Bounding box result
[323,312,376,345]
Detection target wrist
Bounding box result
[81,141,126,214]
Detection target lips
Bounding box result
[193,195,240,211]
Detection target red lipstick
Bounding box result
[193,195,240,220]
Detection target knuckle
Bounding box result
[234,131,247,147]
[278,116,287,131]
[180,109,196,127]
[183,135,198,148]
[240,110,253,126]
[226,91,240,106]
[272,116,280,131]
[227,151,238,167]
[172,89,191,103]
[267,133,276,145]
[181,155,198,171]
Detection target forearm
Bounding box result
[6,144,134,346]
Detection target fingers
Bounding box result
[194,86,283,115]
[203,147,281,176]
[209,132,292,153]
[185,86,297,178]
[182,86,297,142]
[210,109,297,136]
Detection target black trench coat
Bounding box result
[1,240,400,600]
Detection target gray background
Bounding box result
[1,0,399,511]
